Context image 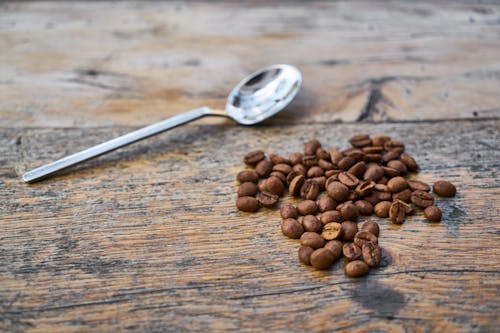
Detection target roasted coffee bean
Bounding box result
[257,179,267,192]
[348,161,367,178]
[300,179,320,200]
[382,150,400,163]
[341,221,358,241]
[244,150,265,166]
[304,139,321,155]
[322,222,343,240]
[355,180,376,196]
[269,154,290,165]
[325,174,340,190]
[320,210,344,225]
[374,201,392,218]
[387,176,408,193]
[374,184,388,192]
[339,172,360,188]
[378,176,388,185]
[325,169,341,179]
[327,181,350,201]
[236,196,260,212]
[411,190,435,208]
[364,192,382,206]
[318,159,335,171]
[363,164,384,182]
[329,149,344,165]
[289,175,305,197]
[364,154,382,163]
[384,140,405,153]
[258,191,279,208]
[317,195,337,212]
[392,188,412,202]
[272,163,292,175]
[371,135,391,147]
[382,166,400,178]
[362,241,381,267]
[355,200,374,215]
[342,243,362,261]
[340,202,359,221]
[376,191,392,201]
[345,149,365,162]
[302,215,323,233]
[400,153,418,171]
[424,206,442,222]
[316,148,330,160]
[344,260,369,277]
[362,146,384,154]
[307,166,324,178]
[389,200,406,224]
[337,156,356,170]
[236,170,259,183]
[347,190,358,202]
[256,160,273,178]
[324,240,343,260]
[310,248,335,270]
[286,170,302,185]
[238,182,258,197]
[302,155,318,167]
[311,176,327,191]
[292,164,307,176]
[300,232,325,249]
[361,221,380,237]
[281,218,304,239]
[298,246,314,265]
[289,152,303,165]
[280,204,298,219]
[354,230,378,248]
[386,160,407,175]
[297,200,318,216]
[269,171,286,184]
[408,180,431,192]
[433,180,456,197]
[350,134,371,148]
[400,200,414,215]
[266,176,285,196]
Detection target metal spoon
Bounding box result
[22,64,302,183]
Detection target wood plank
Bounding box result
[1,119,499,332]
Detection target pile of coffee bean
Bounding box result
[235,135,457,277]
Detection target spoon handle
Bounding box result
[22,107,213,183]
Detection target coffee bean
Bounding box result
[345,149,365,162]
[399,200,414,215]
[300,179,320,200]
[318,159,335,171]
[387,176,408,193]
[376,191,392,201]
[302,155,318,167]
[392,188,412,202]
[281,218,304,239]
[269,171,286,185]
[258,191,279,208]
[237,182,258,197]
[236,196,260,212]
[382,150,400,163]
[307,166,324,178]
[374,201,392,218]
[411,190,435,208]
[382,166,400,178]
[325,169,341,179]
[386,160,407,175]
[344,260,369,277]
[378,176,388,185]
[272,163,292,175]
[337,156,356,170]
[324,240,343,260]
[348,161,367,178]
[389,200,406,224]
[350,134,371,148]
[320,210,344,224]
[362,241,381,267]
[364,154,382,163]
[347,189,358,202]
[340,202,359,221]
[280,204,298,219]
[298,246,314,265]
[408,180,431,192]
[433,180,456,197]
[302,215,323,233]
[363,164,384,182]
[317,195,337,212]
[310,248,335,270]
[256,160,273,178]
[316,148,330,160]
[361,221,380,237]
[304,139,321,155]
[355,180,376,196]
[384,140,405,153]
[322,222,343,240]
[364,192,382,206]
[371,135,391,147]
[300,232,325,249]
[289,152,303,165]
[374,184,388,192]
[296,200,318,216]
[257,179,267,192]
[289,175,305,197]
[292,164,307,176]
[269,154,290,165]
[354,230,378,248]
[362,146,384,154]
[310,176,327,191]
[237,170,259,183]
[329,148,344,165]
[244,150,265,166]
[266,176,285,196]
[400,153,418,171]
[339,172,360,188]
[424,205,442,222]
[286,170,302,185]
[355,200,374,215]
[341,221,358,241]
[342,243,362,261]
[326,181,350,201]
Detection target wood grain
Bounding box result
[1,119,499,332]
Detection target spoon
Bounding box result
[22,64,302,183]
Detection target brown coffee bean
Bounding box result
[272,163,292,175]
[376,191,392,201]
[311,176,327,191]
[371,135,391,147]
[363,164,384,182]
[344,260,369,277]
[324,240,343,260]
[289,175,305,197]
[236,196,260,212]
[348,161,367,178]
[307,166,324,178]
[298,246,314,265]
[297,200,318,216]
[382,166,400,178]
[302,215,323,233]
[374,184,388,192]
[269,154,290,165]
[342,243,362,261]
[266,176,285,196]
[304,139,321,155]
[362,241,381,267]
[258,191,279,208]
[355,200,374,215]
[378,176,389,185]
[302,155,318,167]
[389,200,406,224]
[269,171,286,185]
[355,180,376,196]
[329,149,344,165]
[384,140,405,153]
[400,153,418,171]
[433,180,456,197]
[424,205,442,222]
[318,159,335,171]
[382,150,400,163]
[354,230,378,248]
[411,190,435,208]
[361,221,380,237]
[316,148,330,160]
[300,232,325,249]
[237,182,258,197]
[337,156,356,170]
[386,160,407,175]
[400,200,414,215]
[364,192,382,206]
[317,195,337,212]
[364,154,382,163]
[339,172,360,188]
[408,180,431,192]
[244,150,265,166]
[346,189,358,202]
[286,170,301,185]
[374,201,392,218]
[327,181,350,201]
[292,164,307,176]
[362,146,384,154]
[345,149,365,162]
[257,179,267,192]
[320,210,344,225]
[341,221,358,241]
[322,222,343,240]
[325,169,341,179]
[289,152,303,165]
[281,218,304,239]
[300,179,320,200]
[387,176,408,193]
[340,202,359,221]
[350,134,371,148]
[236,170,259,183]
[310,248,335,270]
[256,160,273,178]
[280,204,298,219]
[392,188,412,203]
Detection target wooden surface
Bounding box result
[1,1,500,333]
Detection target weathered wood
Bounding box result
[1,120,499,332]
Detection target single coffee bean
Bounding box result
[341,221,358,241]
[340,202,359,221]
[364,153,382,163]
[292,164,307,176]
[307,166,324,178]
[257,179,267,192]
[316,147,330,160]
[387,176,408,193]
[344,260,369,277]
[322,222,343,241]
[349,134,371,148]
[317,195,337,212]
[300,232,325,249]
[258,191,279,208]
[362,241,381,267]
[355,200,374,215]
[378,176,388,185]
[361,221,380,237]
[371,135,391,147]
[286,170,302,185]
[289,175,305,197]
[256,160,273,178]
[237,182,258,197]
[236,196,260,212]
[281,218,304,239]
[433,180,456,197]
[337,156,356,170]
[392,188,412,202]
[354,230,378,248]
[400,200,414,215]
[329,148,344,165]
[382,150,400,163]
[280,204,298,219]
[302,155,318,167]
[408,180,431,192]
[362,146,384,154]
[345,149,365,162]
[236,170,259,183]
[339,172,360,188]
[386,160,407,175]
[376,191,392,202]
[381,166,400,178]
[400,153,419,171]
[266,176,285,196]
[389,200,406,224]
[325,169,341,179]
[269,154,290,165]
[324,240,343,260]
[327,181,350,201]
[346,189,358,202]
[244,150,265,166]
[304,139,321,155]
[311,176,327,191]
[411,190,435,208]
[342,243,362,261]
[318,159,335,171]
[298,246,314,265]
[384,140,405,153]
[297,200,318,216]
[300,179,320,200]
[374,201,392,218]
[320,210,344,225]
[269,171,287,185]
[272,163,292,175]
[424,205,442,222]
[302,215,323,233]
[363,164,384,182]
[289,152,303,165]
[355,180,376,196]
[374,184,388,192]
[348,161,367,178]
[310,248,335,270]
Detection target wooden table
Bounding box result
[1,1,499,332]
